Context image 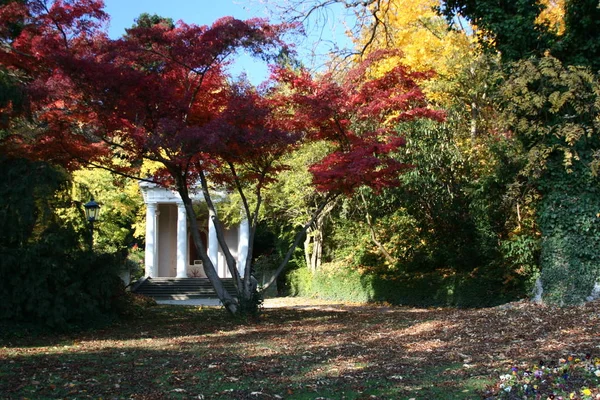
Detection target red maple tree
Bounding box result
[0,1,443,314]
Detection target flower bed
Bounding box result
[486,354,600,399]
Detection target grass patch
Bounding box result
[1,298,599,399]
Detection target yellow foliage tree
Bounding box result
[358,0,473,78]
[536,0,565,35]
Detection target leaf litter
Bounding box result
[0,298,598,399]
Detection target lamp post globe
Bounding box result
[84,197,100,248]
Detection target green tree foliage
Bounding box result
[70,167,144,254]
[0,156,127,329]
[320,119,533,306]
[0,156,70,247]
[128,13,175,31]
[266,0,551,306]
[438,0,600,305]
[441,0,600,70]
[502,56,600,304]
[261,141,335,272]
[556,0,600,71]
[433,53,542,295]
[294,41,543,306]
[267,0,600,307]
[441,0,553,62]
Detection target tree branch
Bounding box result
[262,192,339,291]
[359,190,396,264]
[197,166,244,290]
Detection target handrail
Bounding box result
[129,276,150,292]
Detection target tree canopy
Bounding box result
[0,0,444,314]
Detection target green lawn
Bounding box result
[1,298,599,399]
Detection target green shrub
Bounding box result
[369,271,455,306]
[287,261,525,307]
[0,157,139,330]
[126,245,145,282]
[286,264,315,297]
[0,233,128,329]
[312,263,374,302]
[287,262,374,302]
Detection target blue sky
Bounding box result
[103,0,264,37]
[102,0,353,84]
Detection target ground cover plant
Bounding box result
[491,355,600,399]
[1,298,599,399]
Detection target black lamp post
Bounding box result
[84,197,100,248]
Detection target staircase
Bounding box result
[132,277,236,300]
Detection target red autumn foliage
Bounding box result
[271,50,445,194]
[1,0,445,310]
[1,1,296,182]
[1,1,443,198]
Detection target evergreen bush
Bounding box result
[287,262,525,308]
[0,226,128,329]
[0,157,136,329]
[502,57,600,304]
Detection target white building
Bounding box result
[139,181,249,279]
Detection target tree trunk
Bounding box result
[197,171,243,291]
[311,228,323,271]
[177,190,239,314]
[360,192,396,265]
[304,230,312,272]
[198,167,262,313]
[304,221,324,273]
[263,194,338,291]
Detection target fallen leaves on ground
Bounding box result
[1,298,599,399]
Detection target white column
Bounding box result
[208,211,219,272]
[176,203,188,278]
[144,203,158,277]
[237,217,250,276]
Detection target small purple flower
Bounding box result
[534,369,543,379]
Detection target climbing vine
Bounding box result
[502,56,600,304]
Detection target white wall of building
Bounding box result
[217,227,239,278]
[139,182,250,280]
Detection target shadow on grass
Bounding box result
[1,301,599,399]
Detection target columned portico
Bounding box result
[238,217,250,276]
[144,202,159,277]
[176,203,188,278]
[208,210,219,272]
[139,182,250,280]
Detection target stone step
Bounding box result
[132,277,237,300]
[138,279,235,286]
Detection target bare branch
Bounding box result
[255,0,399,75]
[262,192,339,291]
